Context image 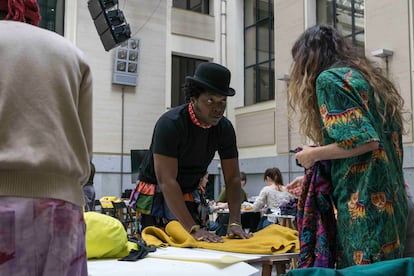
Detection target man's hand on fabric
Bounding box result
[192,229,224,243]
[227,223,252,239]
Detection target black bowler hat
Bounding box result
[186,62,236,97]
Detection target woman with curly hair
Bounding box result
[286,24,408,268]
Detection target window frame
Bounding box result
[171,55,208,107]
[317,0,365,49]
[243,0,275,106]
[172,0,210,15]
[37,0,65,35]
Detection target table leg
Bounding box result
[135,210,141,239]
[261,260,273,276]
[259,259,293,275]
[275,261,287,275]
[290,258,297,269]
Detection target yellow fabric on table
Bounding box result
[84,212,138,259]
[142,221,299,254]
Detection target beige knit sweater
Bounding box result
[0,21,93,206]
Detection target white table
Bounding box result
[87,247,260,276]
[87,247,299,276]
[215,208,259,214]
[188,248,299,276]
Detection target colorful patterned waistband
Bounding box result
[129,181,195,216]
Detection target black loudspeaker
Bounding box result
[113,38,140,86]
[88,0,131,51]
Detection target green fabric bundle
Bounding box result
[285,257,414,276]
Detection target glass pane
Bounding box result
[270,19,274,60]
[270,61,275,101]
[190,0,202,12]
[257,21,270,63]
[173,0,187,9]
[38,0,57,31]
[258,63,273,102]
[171,56,208,107]
[336,1,353,36]
[171,56,181,107]
[244,0,274,105]
[354,2,365,32]
[244,0,256,26]
[318,0,365,49]
[244,27,256,66]
[354,32,365,50]
[257,0,269,21]
[38,0,64,35]
[354,0,365,12]
[317,0,334,25]
[244,67,256,106]
[173,0,209,14]
[202,0,210,14]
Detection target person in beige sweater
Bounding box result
[0,1,92,275]
[252,167,297,229]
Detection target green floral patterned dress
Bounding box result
[315,67,408,268]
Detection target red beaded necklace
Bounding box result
[188,103,212,129]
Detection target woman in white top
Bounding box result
[252,167,296,229]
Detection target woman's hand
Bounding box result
[227,223,252,239]
[191,229,224,243]
[286,176,304,197]
[294,142,379,169]
[295,145,318,169]
[208,200,216,206]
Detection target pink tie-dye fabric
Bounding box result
[0,197,88,276]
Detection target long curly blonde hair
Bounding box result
[288,25,405,145]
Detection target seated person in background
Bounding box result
[216,171,248,204]
[252,167,297,229]
[206,201,228,236]
[209,172,248,236]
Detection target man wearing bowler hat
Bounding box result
[130,62,251,242]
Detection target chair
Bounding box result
[99,196,117,217]
[111,201,136,237]
[93,199,101,212]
